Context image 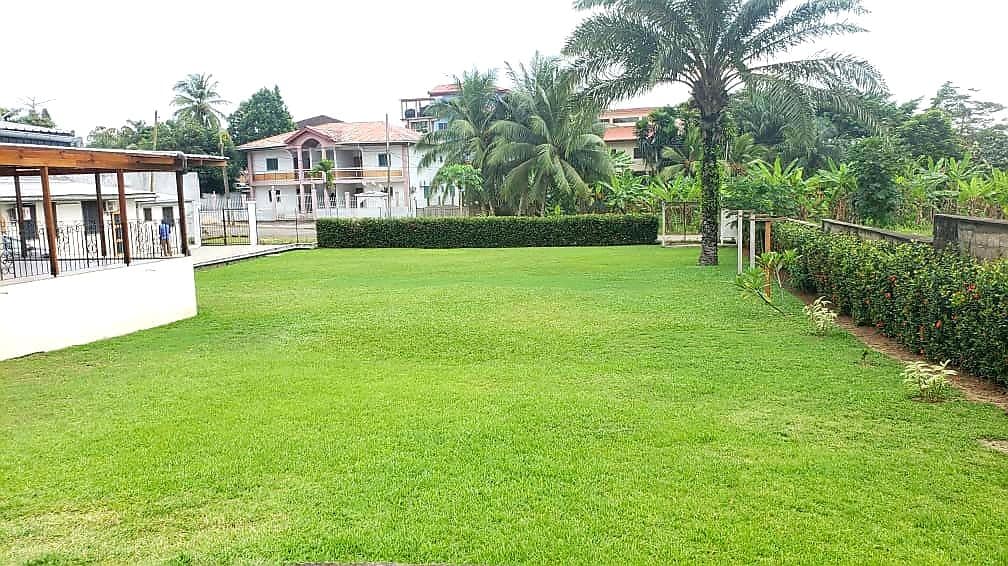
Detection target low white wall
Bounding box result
[0,257,197,360]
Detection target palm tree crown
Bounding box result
[489,55,613,215]
[418,69,505,212]
[565,0,884,265]
[172,73,229,130]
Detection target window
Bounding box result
[265,158,279,171]
[143,208,153,221]
[377,153,389,167]
[633,147,643,160]
[436,122,448,131]
[275,189,282,203]
[411,122,429,133]
[162,207,174,226]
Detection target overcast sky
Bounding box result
[2,1,1006,138]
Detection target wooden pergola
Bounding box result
[0,143,227,277]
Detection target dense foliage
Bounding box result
[419,57,612,216]
[227,86,295,147]
[565,0,883,265]
[317,215,658,249]
[776,222,1008,384]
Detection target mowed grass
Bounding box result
[2,246,1008,565]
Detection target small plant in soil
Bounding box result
[902,360,956,402]
[804,296,838,336]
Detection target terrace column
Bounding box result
[116,170,132,265]
[12,172,27,257]
[39,166,60,277]
[175,171,190,256]
[94,173,108,257]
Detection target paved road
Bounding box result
[256,221,316,243]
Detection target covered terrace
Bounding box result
[0,143,227,282]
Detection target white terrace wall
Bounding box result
[0,257,197,360]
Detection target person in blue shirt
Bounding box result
[159,217,173,256]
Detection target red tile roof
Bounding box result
[603,126,638,142]
[236,121,422,150]
[428,83,460,96]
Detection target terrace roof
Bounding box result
[0,143,228,176]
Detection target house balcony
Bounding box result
[250,168,405,185]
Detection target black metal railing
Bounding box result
[1,220,183,282]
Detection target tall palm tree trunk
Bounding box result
[698,113,722,266]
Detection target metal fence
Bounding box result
[416,205,475,218]
[200,196,250,246]
[1,220,182,282]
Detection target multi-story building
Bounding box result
[599,107,656,174]
[400,83,510,135]
[236,119,445,220]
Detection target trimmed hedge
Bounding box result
[316,215,659,249]
[776,222,1008,385]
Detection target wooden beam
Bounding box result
[39,166,60,277]
[12,172,27,257]
[116,170,132,265]
[94,173,108,257]
[0,144,228,173]
[175,171,190,256]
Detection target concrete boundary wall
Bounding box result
[821,219,933,245]
[0,257,197,360]
[934,214,1008,261]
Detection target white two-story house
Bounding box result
[237,120,446,220]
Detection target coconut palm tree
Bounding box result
[489,55,613,215]
[566,0,884,265]
[418,69,506,213]
[172,73,228,130]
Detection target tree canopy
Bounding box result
[227,86,295,147]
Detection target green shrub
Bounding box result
[776,222,1008,385]
[316,214,659,249]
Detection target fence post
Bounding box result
[247,200,259,246]
[192,200,202,248]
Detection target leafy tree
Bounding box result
[601,170,647,213]
[418,69,507,214]
[848,136,906,224]
[1,106,58,128]
[974,124,1008,170]
[430,163,484,207]
[489,55,613,215]
[895,108,965,162]
[566,0,883,265]
[931,82,1005,138]
[634,105,689,173]
[227,86,295,147]
[812,159,857,221]
[88,117,235,193]
[172,73,228,130]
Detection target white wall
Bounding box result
[0,257,198,360]
[250,149,295,172]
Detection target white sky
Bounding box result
[2,1,1006,138]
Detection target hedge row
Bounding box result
[775,222,1008,384]
[316,215,659,249]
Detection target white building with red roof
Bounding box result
[237,119,443,220]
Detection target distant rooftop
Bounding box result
[0,121,81,147]
[296,115,342,128]
[236,121,423,151]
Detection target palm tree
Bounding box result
[661,127,703,179]
[172,73,228,130]
[566,0,883,265]
[418,69,505,213]
[489,55,613,215]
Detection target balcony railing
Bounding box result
[250,168,405,184]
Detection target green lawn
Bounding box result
[3,247,1007,565]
